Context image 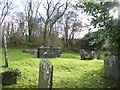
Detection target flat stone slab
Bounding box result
[23,49,37,54]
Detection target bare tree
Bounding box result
[0,0,14,25]
[27,0,33,42]
[61,10,83,47]
[0,0,14,67]
[24,0,41,42]
[3,23,8,67]
[38,0,68,47]
[64,16,69,47]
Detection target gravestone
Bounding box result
[38,60,53,88]
[89,51,95,60]
[32,50,38,58]
[104,54,120,82]
[97,53,101,60]
[23,49,37,54]
[37,47,61,58]
[79,49,88,60]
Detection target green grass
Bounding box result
[1,48,120,88]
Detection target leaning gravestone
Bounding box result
[38,60,53,88]
[79,49,89,60]
[89,51,95,60]
[104,54,120,82]
[79,49,86,60]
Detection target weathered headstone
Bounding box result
[79,49,88,60]
[104,54,120,82]
[38,60,53,88]
[89,51,95,60]
[32,50,38,58]
[97,53,101,60]
[23,49,37,54]
[79,49,85,60]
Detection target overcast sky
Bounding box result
[12,0,77,13]
[1,0,119,38]
[12,0,118,19]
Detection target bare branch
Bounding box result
[49,2,60,18]
[0,1,3,5]
[38,12,45,23]
[0,0,14,25]
[51,2,68,25]
[34,1,42,21]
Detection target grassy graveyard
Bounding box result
[1,48,120,88]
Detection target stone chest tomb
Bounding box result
[37,47,61,58]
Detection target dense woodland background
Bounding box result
[0,0,119,51]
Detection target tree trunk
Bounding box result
[69,33,74,47]
[28,21,32,42]
[65,28,69,47]
[3,28,8,67]
[43,24,47,47]
[28,1,33,43]
[48,25,53,47]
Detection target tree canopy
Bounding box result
[76,1,120,56]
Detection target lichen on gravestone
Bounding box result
[38,59,53,89]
